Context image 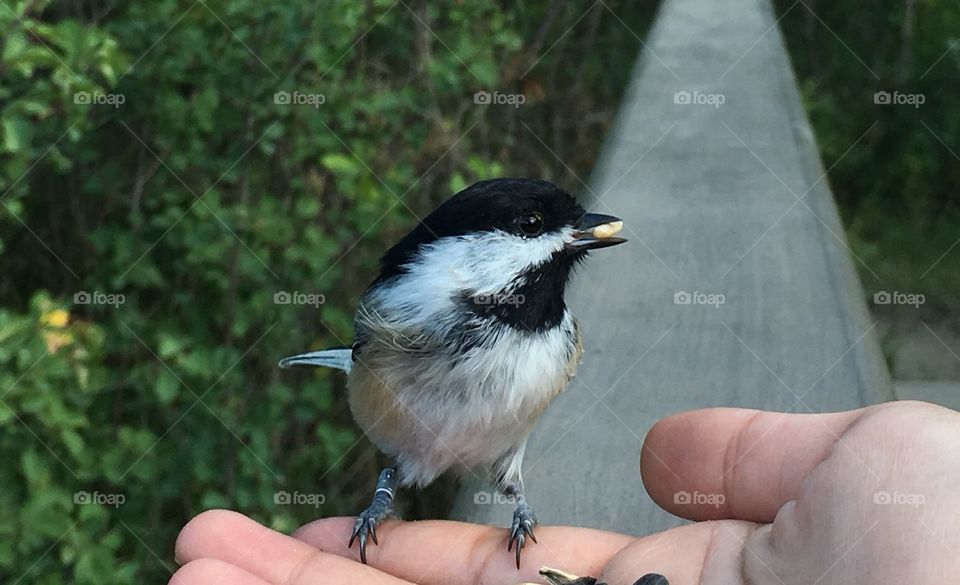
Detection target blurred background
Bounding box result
[0,0,956,582]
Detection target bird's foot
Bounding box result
[508,498,538,569]
[349,506,390,564]
[349,467,398,564]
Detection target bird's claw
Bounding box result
[349,467,398,564]
[508,501,538,568]
[349,508,385,564]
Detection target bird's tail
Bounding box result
[278,347,353,373]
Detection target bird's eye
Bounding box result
[516,213,543,236]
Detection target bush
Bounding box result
[774,1,960,310]
[0,1,656,581]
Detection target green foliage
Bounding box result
[0,1,656,582]
[774,0,960,309]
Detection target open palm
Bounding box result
[170,402,960,585]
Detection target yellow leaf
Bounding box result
[41,309,70,328]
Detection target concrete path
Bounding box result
[452,0,894,535]
[896,381,960,410]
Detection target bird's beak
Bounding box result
[568,212,627,250]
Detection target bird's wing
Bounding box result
[353,302,444,356]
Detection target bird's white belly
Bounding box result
[348,314,579,486]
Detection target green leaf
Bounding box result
[152,369,180,405]
[1,116,32,153]
[320,153,360,176]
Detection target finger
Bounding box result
[294,516,635,584]
[296,518,757,585]
[176,509,414,585]
[169,558,272,585]
[598,521,756,585]
[641,407,866,522]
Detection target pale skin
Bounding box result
[170,401,960,585]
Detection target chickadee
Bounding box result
[280,178,626,568]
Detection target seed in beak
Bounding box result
[592,221,623,240]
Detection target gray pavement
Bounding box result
[895,380,960,410]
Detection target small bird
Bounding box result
[280,178,626,568]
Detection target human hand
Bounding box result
[170,401,960,584]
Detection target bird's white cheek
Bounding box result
[441,230,571,295]
[448,266,473,287]
[370,230,570,321]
